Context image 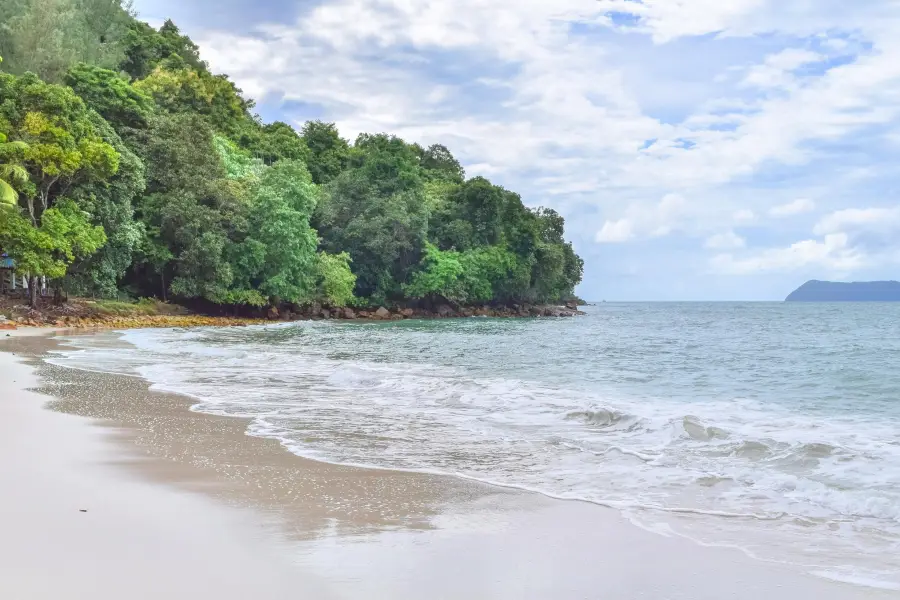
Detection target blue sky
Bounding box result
[133,0,900,300]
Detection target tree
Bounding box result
[64,63,154,129]
[229,161,320,305]
[214,135,265,181]
[0,0,132,83]
[134,66,254,138]
[301,121,350,185]
[120,19,206,80]
[317,169,429,302]
[0,72,120,223]
[315,252,356,307]
[251,121,311,166]
[0,199,106,305]
[403,243,466,303]
[417,143,465,184]
[64,111,145,297]
[126,113,234,301]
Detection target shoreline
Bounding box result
[0,299,586,331]
[1,328,892,599]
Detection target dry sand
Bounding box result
[1,329,894,599]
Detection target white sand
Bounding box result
[1,330,894,599]
[0,344,336,600]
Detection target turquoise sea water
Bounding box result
[50,303,900,588]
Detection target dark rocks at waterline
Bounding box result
[274,303,586,322]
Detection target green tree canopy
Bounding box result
[64,63,154,129]
[0,71,120,223]
[301,121,350,185]
[0,0,132,83]
[120,19,207,80]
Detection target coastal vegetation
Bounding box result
[0,0,583,313]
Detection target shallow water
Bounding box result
[49,303,900,589]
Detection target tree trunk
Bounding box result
[28,275,38,308]
[161,271,167,302]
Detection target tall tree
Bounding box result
[120,19,206,80]
[0,0,132,83]
[301,121,350,185]
[64,63,154,129]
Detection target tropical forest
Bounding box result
[0,0,583,316]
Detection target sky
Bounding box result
[132,0,900,301]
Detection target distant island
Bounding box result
[785,280,900,302]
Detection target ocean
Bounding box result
[48,303,900,589]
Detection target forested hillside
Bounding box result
[0,0,583,311]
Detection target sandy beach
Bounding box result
[1,329,894,600]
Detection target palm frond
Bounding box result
[0,163,29,186]
[0,179,18,207]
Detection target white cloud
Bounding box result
[741,48,824,89]
[596,219,635,243]
[177,0,900,298]
[595,193,696,243]
[711,233,866,274]
[769,198,816,217]
[813,206,900,235]
[733,209,757,223]
[705,231,746,250]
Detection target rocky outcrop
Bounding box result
[374,306,391,320]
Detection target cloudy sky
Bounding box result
[132,0,900,300]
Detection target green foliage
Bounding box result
[0,71,120,221]
[404,243,466,303]
[301,121,350,185]
[251,121,311,166]
[230,160,320,304]
[0,10,583,310]
[90,297,177,316]
[120,19,206,80]
[0,132,30,207]
[416,143,465,184]
[65,110,145,297]
[317,168,429,302]
[214,135,266,181]
[64,63,154,128]
[0,198,106,279]
[134,66,253,139]
[316,251,356,307]
[405,243,527,305]
[0,0,132,83]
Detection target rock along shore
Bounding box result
[0,301,585,330]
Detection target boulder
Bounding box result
[400,308,415,318]
[267,306,280,320]
[320,309,331,319]
[343,308,357,320]
[390,314,404,321]
[565,301,578,310]
[374,306,391,320]
[359,311,370,319]
[436,304,455,318]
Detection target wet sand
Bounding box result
[1,329,893,599]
